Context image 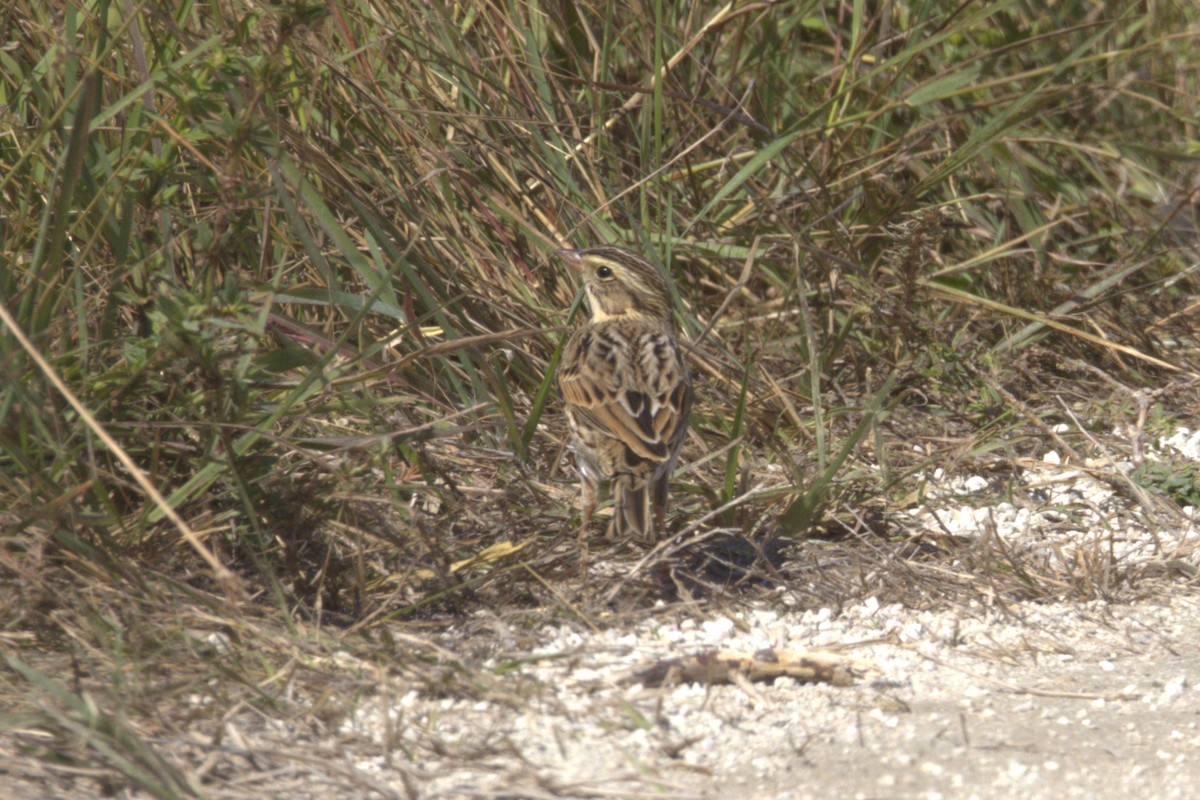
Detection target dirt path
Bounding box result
[330,594,1199,799]
[5,431,1200,799]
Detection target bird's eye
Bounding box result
[596,266,613,279]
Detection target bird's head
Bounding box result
[557,246,673,322]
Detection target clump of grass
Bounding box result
[2,0,1199,794]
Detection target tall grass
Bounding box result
[1,0,1198,793]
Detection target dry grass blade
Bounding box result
[926,281,1189,373]
[4,656,199,799]
[1,0,1198,795]
[0,300,241,595]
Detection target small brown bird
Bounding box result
[556,246,692,543]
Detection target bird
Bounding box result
[556,245,692,543]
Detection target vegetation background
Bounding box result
[2,0,1198,795]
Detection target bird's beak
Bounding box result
[555,248,584,271]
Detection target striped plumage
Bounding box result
[556,246,692,543]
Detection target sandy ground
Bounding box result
[5,581,1199,800]
[5,430,1200,799]
[331,594,1200,800]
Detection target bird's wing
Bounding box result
[559,323,688,463]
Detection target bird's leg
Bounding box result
[651,473,670,538]
[578,482,596,577]
[579,481,596,538]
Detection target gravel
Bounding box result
[342,596,1200,799]
[334,426,1200,799]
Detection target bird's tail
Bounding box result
[610,474,654,543]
